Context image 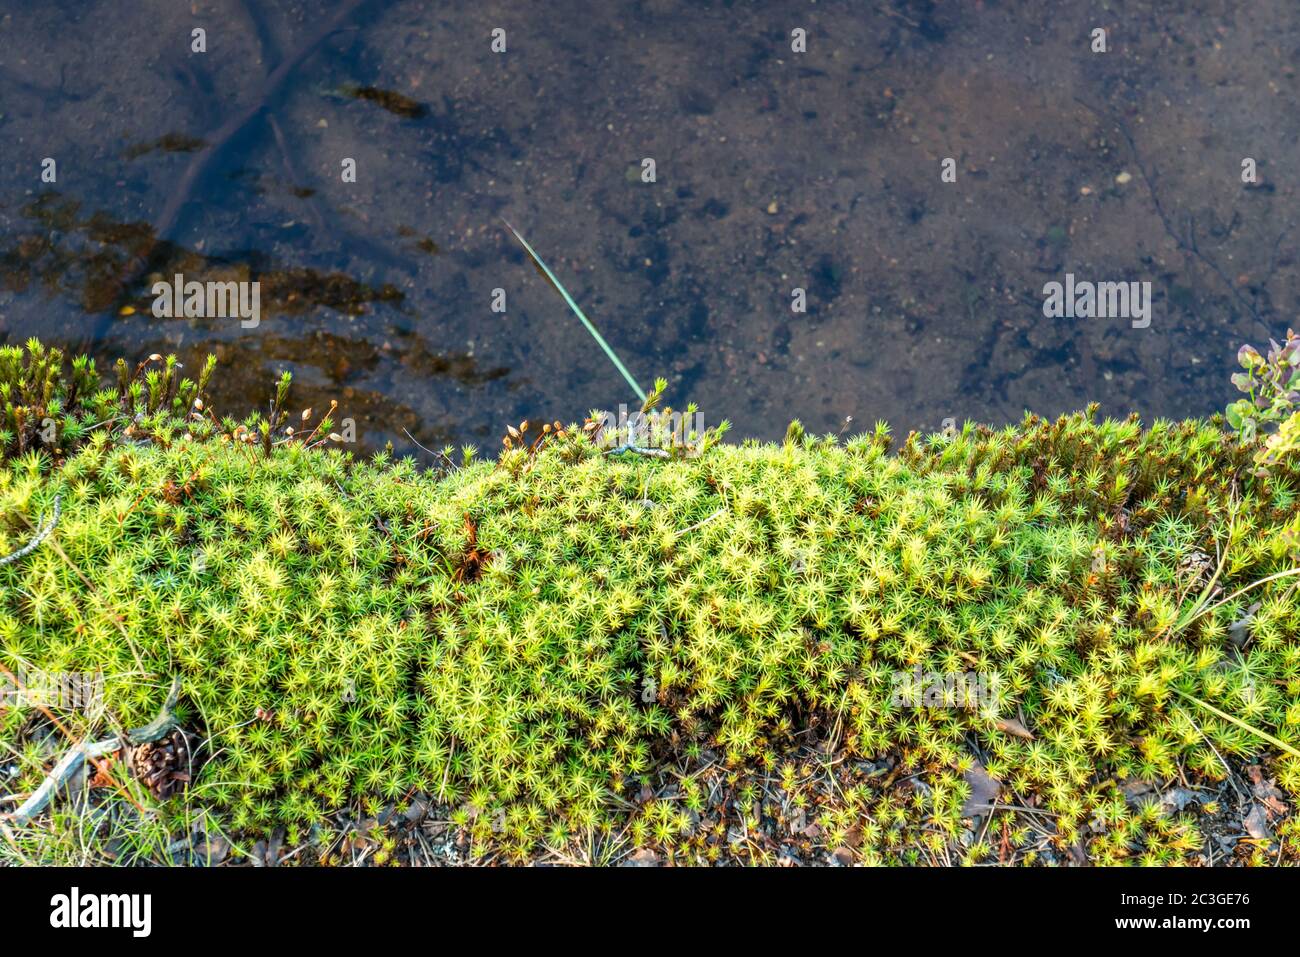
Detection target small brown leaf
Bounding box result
[1243,804,1273,841]
[1261,792,1288,817]
[1067,840,1089,866]
[1120,778,1155,806]
[195,834,230,866]
[960,761,1001,818]
[995,716,1035,740]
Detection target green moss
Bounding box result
[1,343,1298,865]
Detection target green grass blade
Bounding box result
[503,220,646,403]
[1174,688,1300,760]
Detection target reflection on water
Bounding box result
[0,0,1296,457]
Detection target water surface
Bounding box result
[1,0,1296,454]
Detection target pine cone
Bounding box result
[129,729,192,800]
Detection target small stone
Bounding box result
[1115,171,1132,185]
[766,200,779,215]
[623,848,661,867]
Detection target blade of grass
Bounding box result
[1182,567,1300,630]
[1173,688,1300,760]
[502,220,646,403]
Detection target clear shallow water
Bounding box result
[0,0,1296,456]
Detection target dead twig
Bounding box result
[4,676,182,827]
[403,427,458,470]
[0,496,60,567]
[675,507,727,539]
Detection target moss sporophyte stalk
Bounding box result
[1,338,1299,865]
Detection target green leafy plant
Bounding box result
[0,340,223,463]
[1226,329,1300,470]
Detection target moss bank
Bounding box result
[1,342,1299,865]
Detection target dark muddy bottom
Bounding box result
[0,0,1296,455]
